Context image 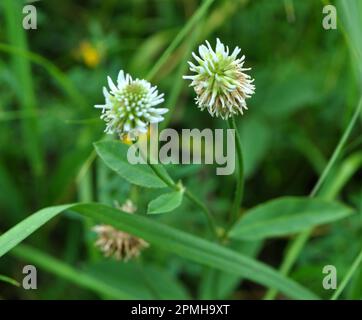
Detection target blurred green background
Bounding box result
[0,0,361,299]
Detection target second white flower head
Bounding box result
[95,70,167,139]
[183,38,255,119]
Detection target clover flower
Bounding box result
[183,38,255,119]
[95,70,167,139]
[93,200,148,261]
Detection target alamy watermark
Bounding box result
[322,4,337,30]
[22,265,37,290]
[22,0,39,30]
[322,265,337,290]
[126,124,236,176]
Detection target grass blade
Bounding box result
[331,247,362,300]
[2,0,43,176]
[146,0,215,80]
[0,274,20,287]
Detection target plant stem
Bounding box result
[331,247,362,300]
[77,168,98,261]
[184,189,219,239]
[264,96,362,300]
[227,117,244,223]
[2,0,44,178]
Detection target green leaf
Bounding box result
[229,197,353,241]
[148,190,184,214]
[0,202,318,299]
[94,140,167,188]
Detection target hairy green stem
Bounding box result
[264,97,362,300]
[227,117,244,223]
[184,189,219,239]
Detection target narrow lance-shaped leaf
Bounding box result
[229,197,353,241]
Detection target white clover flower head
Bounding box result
[95,70,167,139]
[183,38,255,119]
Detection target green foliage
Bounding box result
[229,197,353,240]
[0,0,361,300]
[94,140,168,188]
[148,190,184,214]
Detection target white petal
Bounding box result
[216,38,225,54]
[136,119,147,127]
[117,70,126,86]
[124,122,131,132]
[150,98,164,106]
[192,52,204,65]
[148,115,163,122]
[205,40,213,51]
[103,87,110,99]
[107,76,118,92]
[231,47,241,59]
[198,45,209,59]
[152,108,168,115]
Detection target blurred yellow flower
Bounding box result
[76,41,101,68]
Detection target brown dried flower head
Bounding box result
[93,200,148,261]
